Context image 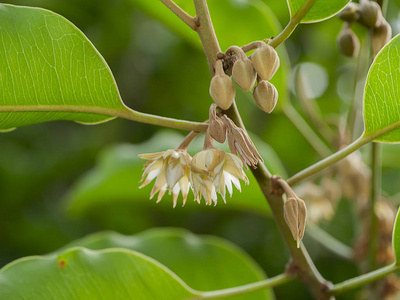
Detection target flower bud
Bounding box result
[337,28,360,57]
[253,80,278,113]
[372,19,392,57]
[250,44,280,81]
[284,197,307,248]
[209,74,235,110]
[358,0,382,28]
[209,118,226,143]
[338,2,360,23]
[232,58,257,91]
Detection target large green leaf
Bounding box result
[287,0,350,23]
[130,0,290,108]
[0,247,196,299]
[363,35,400,143]
[64,130,286,216]
[0,4,130,130]
[58,228,273,299]
[393,207,400,264]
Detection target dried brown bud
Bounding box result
[338,2,360,23]
[208,105,227,143]
[358,0,382,28]
[209,74,235,110]
[250,44,280,81]
[253,80,278,113]
[372,19,392,57]
[284,197,307,248]
[232,58,257,91]
[337,28,360,57]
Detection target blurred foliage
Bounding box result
[0,0,400,299]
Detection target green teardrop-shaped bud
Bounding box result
[358,0,382,28]
[209,74,235,110]
[250,44,280,81]
[232,58,257,91]
[252,80,278,113]
[338,2,360,23]
[372,19,392,57]
[337,28,360,57]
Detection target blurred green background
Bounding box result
[1,0,400,299]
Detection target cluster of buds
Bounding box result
[337,0,392,57]
[139,105,262,207]
[209,41,280,114]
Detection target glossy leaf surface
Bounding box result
[0,4,129,130]
[59,228,273,299]
[0,247,195,299]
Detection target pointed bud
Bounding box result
[232,58,257,91]
[250,44,280,81]
[209,74,235,110]
[358,0,382,28]
[284,197,307,248]
[337,28,360,57]
[209,118,226,143]
[338,2,360,23]
[253,80,278,113]
[372,19,392,57]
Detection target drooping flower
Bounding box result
[139,149,191,207]
[190,148,248,205]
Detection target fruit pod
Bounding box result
[209,60,235,110]
[372,19,392,57]
[253,80,278,113]
[250,44,280,81]
[232,59,257,91]
[358,0,382,28]
[337,27,360,57]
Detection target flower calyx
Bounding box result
[208,104,227,143]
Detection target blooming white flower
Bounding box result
[139,149,191,207]
[190,148,248,205]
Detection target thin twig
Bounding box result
[330,263,400,296]
[0,105,208,132]
[160,0,197,30]
[268,0,316,48]
[190,273,293,299]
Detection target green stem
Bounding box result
[368,142,381,270]
[192,273,292,299]
[0,105,208,132]
[283,105,332,157]
[287,119,400,186]
[330,263,400,296]
[306,223,353,260]
[160,0,197,30]
[268,0,316,48]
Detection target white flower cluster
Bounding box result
[139,148,248,207]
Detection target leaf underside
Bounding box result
[363,34,400,143]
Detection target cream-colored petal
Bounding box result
[179,174,190,206]
[166,160,184,189]
[139,152,165,160]
[224,171,234,197]
[156,184,168,203]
